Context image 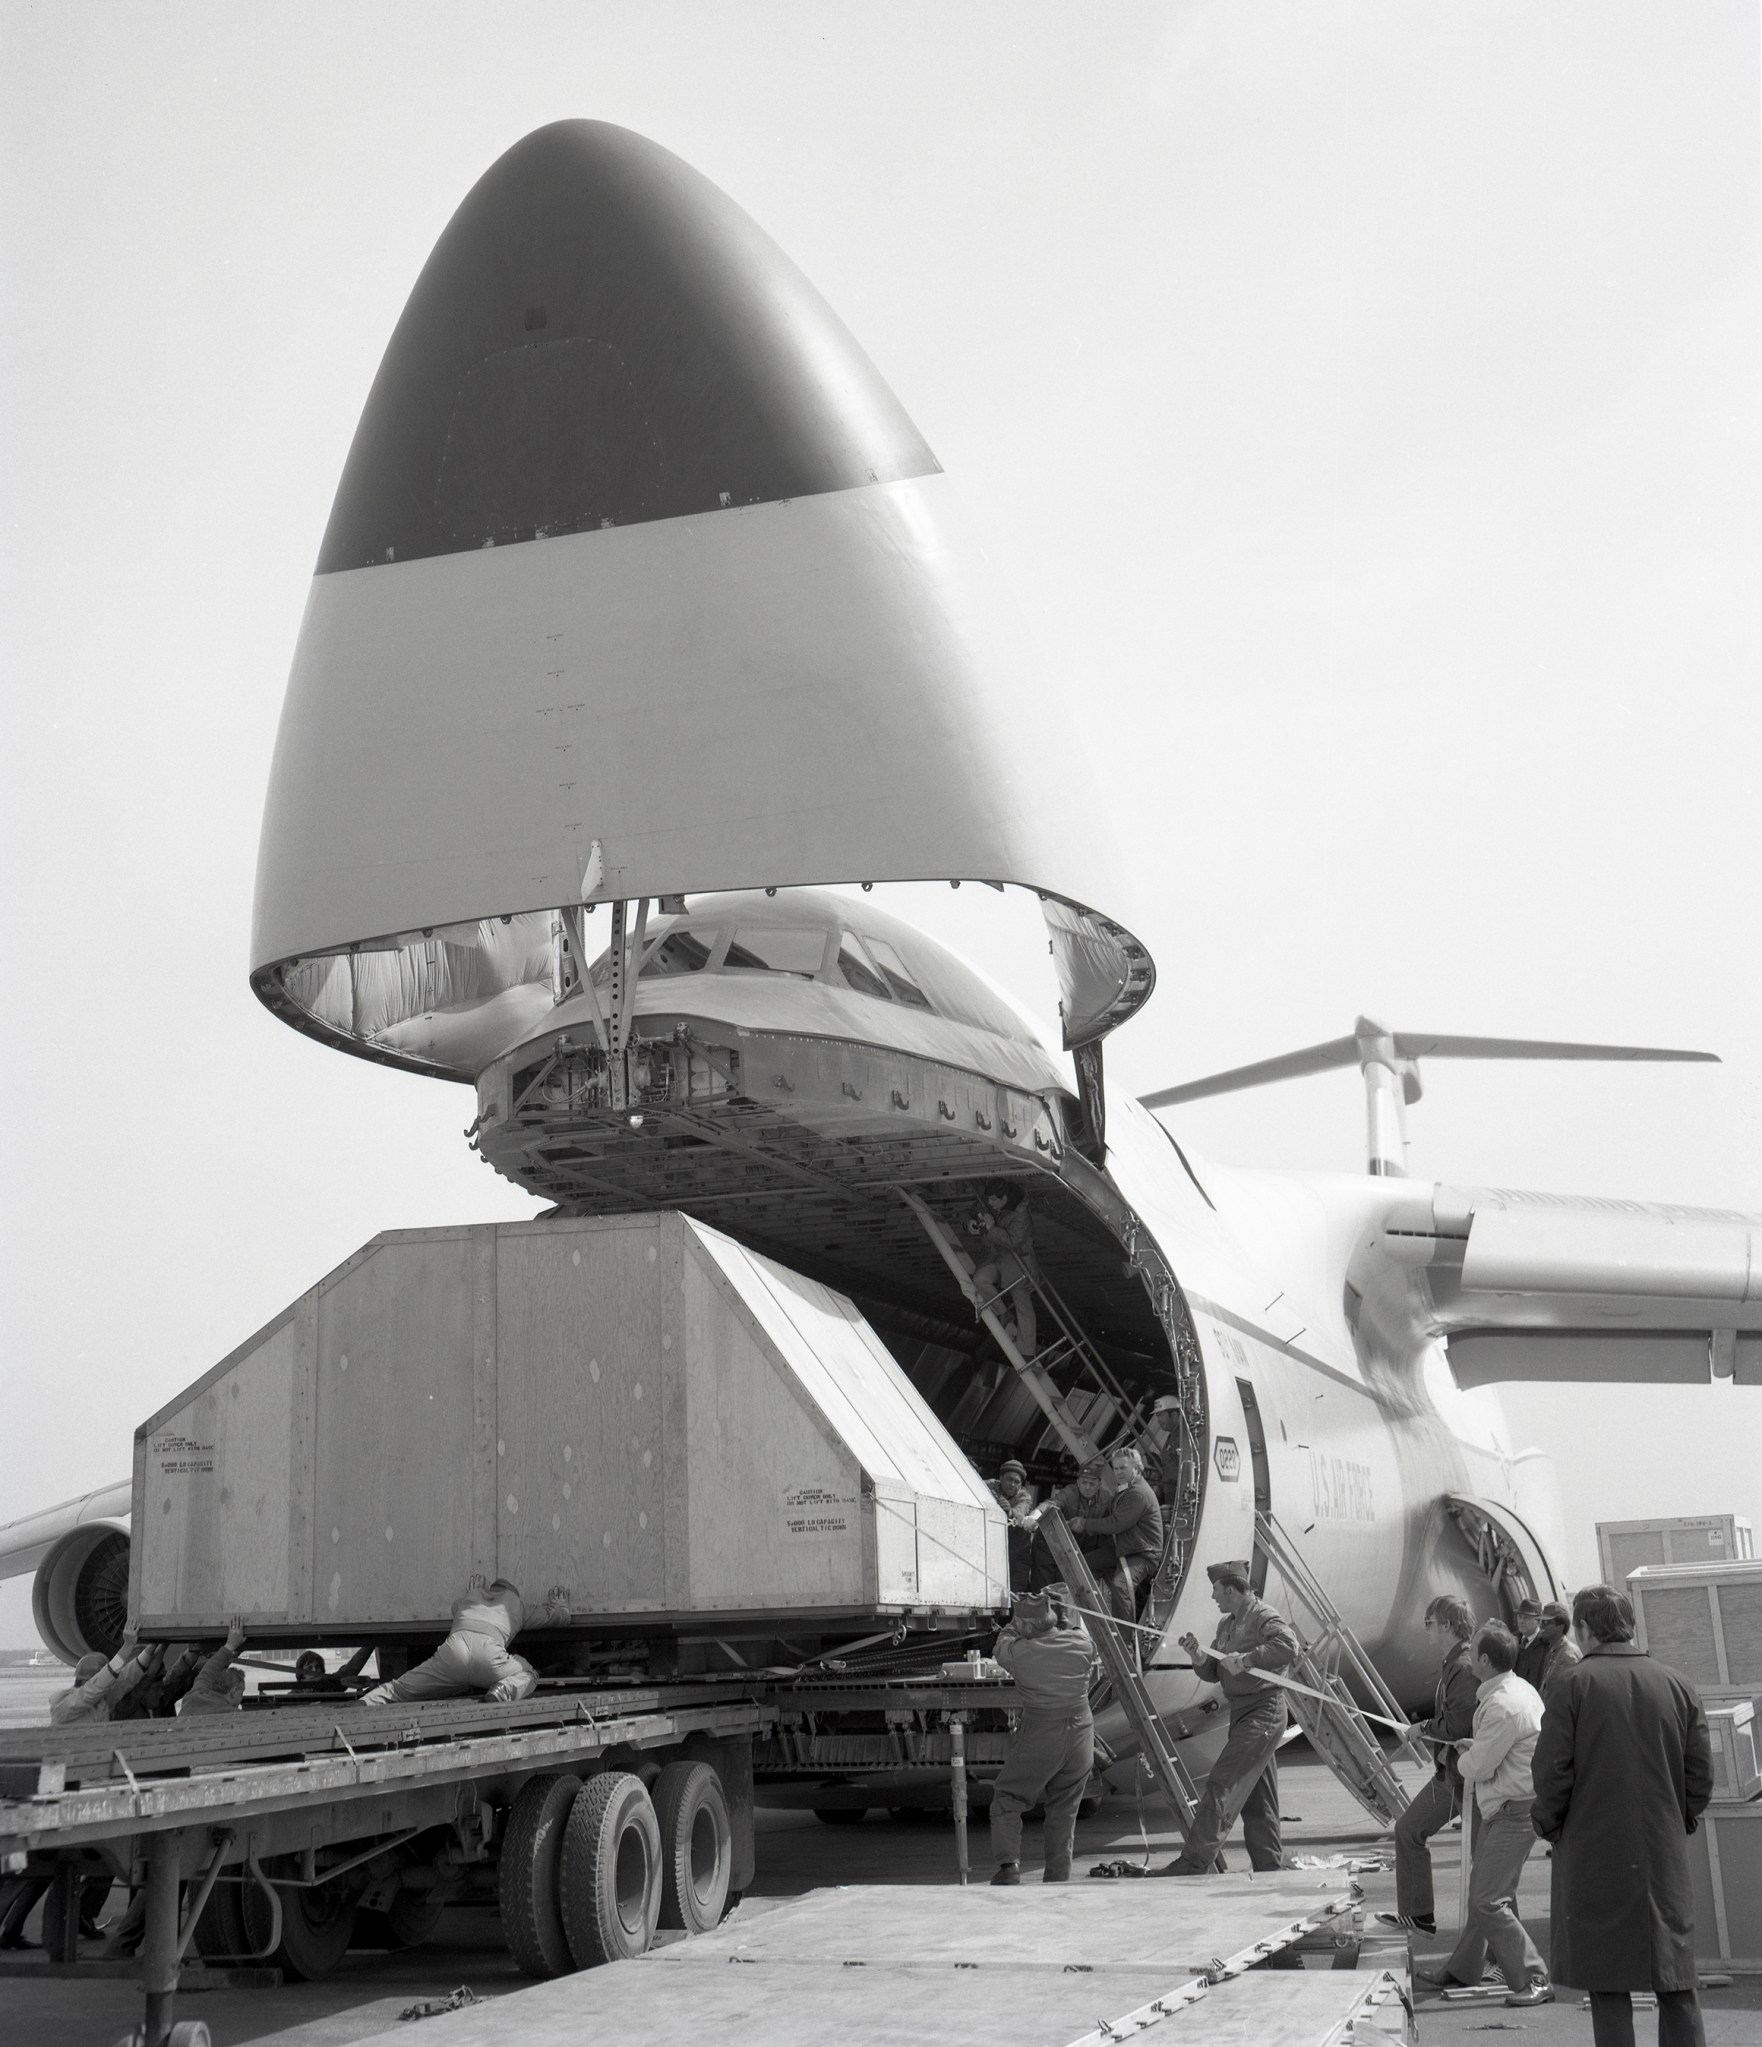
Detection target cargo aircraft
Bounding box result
[5,127,1758,1769]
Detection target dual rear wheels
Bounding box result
[499,1759,733,1978]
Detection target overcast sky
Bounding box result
[2,4,1758,1644]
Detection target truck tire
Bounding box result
[499,1772,583,1978]
[813,1806,867,1826]
[239,1881,357,1979]
[559,1771,662,1966]
[653,1760,732,1933]
[192,1884,250,1961]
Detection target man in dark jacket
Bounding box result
[1155,1560,1301,1875]
[989,1584,1101,1885]
[1531,1584,1713,2047]
[1068,1444,1164,1624]
[1382,1594,1480,1934]
[1515,1601,1580,1697]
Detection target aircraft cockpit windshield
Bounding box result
[579,892,1027,1042]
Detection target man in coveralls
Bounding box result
[363,1576,569,1704]
[989,1583,1101,1885]
[1156,1559,1299,1874]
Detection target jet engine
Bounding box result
[0,1483,133,1663]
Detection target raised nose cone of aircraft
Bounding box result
[314,121,938,573]
[253,123,1152,1078]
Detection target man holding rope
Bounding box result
[1155,1559,1299,1875]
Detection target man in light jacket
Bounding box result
[362,1577,569,1705]
[1531,1585,1712,2047]
[1415,1620,1551,2006]
[49,1628,154,1726]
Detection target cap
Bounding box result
[73,1652,107,1684]
[1515,1598,1542,1617]
[1012,1589,1053,1625]
[1540,1601,1571,1627]
[1206,1560,1252,1592]
[998,1459,1026,1480]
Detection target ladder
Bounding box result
[1254,1509,1420,1827]
[900,1189,1154,1465]
[899,1190,1104,1465]
[1034,1507,1205,1840]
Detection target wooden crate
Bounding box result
[1598,1515,1753,1587]
[1689,1801,1762,1971]
[131,1212,1006,1638]
[1627,1562,1762,1692]
[1707,1699,1760,1805]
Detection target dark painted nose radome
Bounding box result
[251,123,1153,1078]
[316,121,938,572]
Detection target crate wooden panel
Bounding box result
[1689,1801,1762,1970]
[132,1212,1005,1638]
[1628,1562,1762,1691]
[1707,1700,1760,1804]
[1598,1515,1753,1588]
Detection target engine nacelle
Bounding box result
[32,1523,132,1663]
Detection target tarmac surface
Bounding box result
[1,1666,1756,2046]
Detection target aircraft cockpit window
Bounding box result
[722,928,829,979]
[834,932,893,1001]
[640,927,716,977]
[865,936,932,1010]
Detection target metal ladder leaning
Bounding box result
[1034,1506,1204,1839]
[899,1189,1158,1460]
[898,1189,1105,1464]
[1253,1509,1420,1827]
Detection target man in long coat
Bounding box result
[1530,1584,1713,2047]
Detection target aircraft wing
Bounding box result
[1365,1184,1762,1388]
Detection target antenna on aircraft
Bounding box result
[1139,1018,1719,1177]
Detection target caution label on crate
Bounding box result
[151,1433,215,1477]
[779,1484,857,1540]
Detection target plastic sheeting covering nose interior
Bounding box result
[250,122,1153,1074]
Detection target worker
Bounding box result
[114,1643,206,1721]
[178,1618,250,1715]
[1532,1585,1713,2047]
[49,1628,154,1725]
[967,1180,1041,1359]
[1067,1443,1163,1625]
[990,1459,1037,1589]
[988,1583,1101,1886]
[1513,1597,1541,1655]
[1028,1458,1112,1590]
[290,1645,375,1696]
[1155,1560,1300,1875]
[1413,1620,1551,2007]
[1515,1600,1580,1696]
[361,1577,569,1705]
[1380,1594,1480,1935]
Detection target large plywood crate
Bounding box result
[1598,1515,1754,1587]
[1628,1563,1762,1694]
[131,1212,1006,1639]
[1689,1802,1762,1972]
[1706,1700,1760,1805]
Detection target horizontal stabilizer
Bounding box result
[1140,1022,1717,1109]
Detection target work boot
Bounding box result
[1041,1871,1070,1884]
[989,1863,1021,1886]
[1151,1858,1211,1877]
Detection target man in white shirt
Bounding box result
[1416,1619,1552,2007]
